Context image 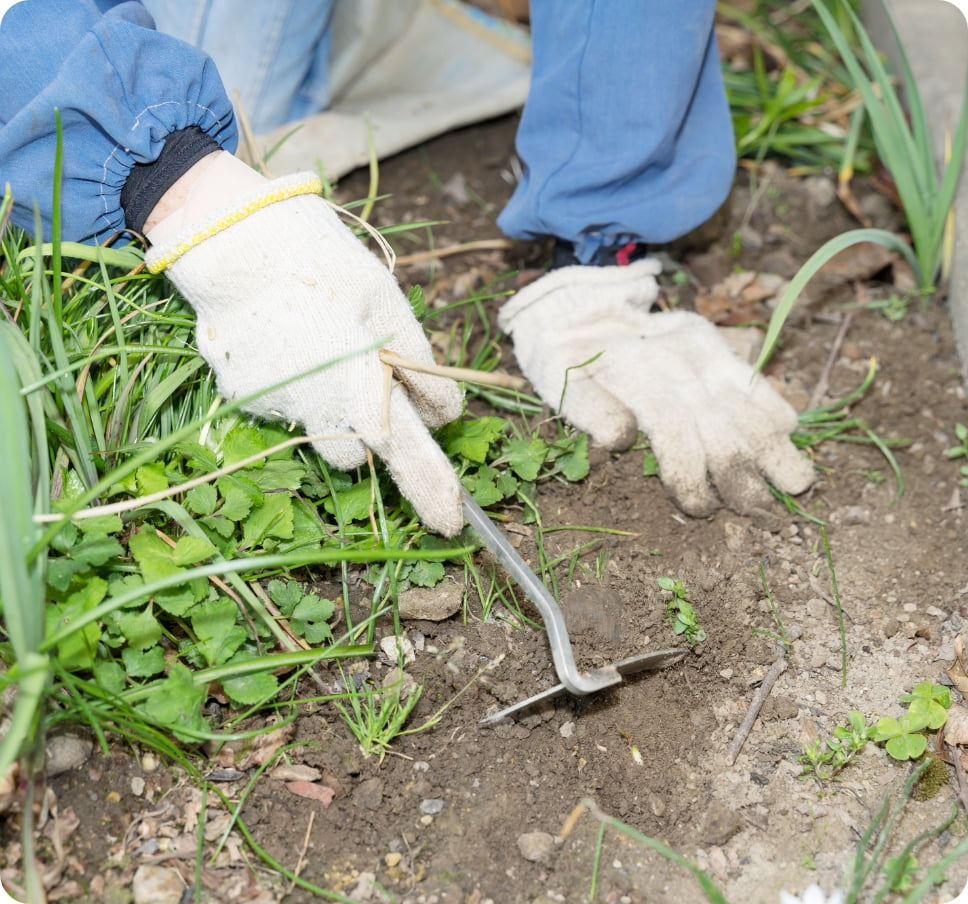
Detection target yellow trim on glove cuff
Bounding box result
[146,174,324,273]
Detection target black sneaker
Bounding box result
[550,238,651,270]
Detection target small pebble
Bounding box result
[420,814,434,826]
[141,752,159,773]
[130,776,146,797]
[420,798,444,815]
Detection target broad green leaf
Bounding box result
[217,473,263,521]
[136,462,169,496]
[46,557,86,594]
[907,697,948,731]
[129,529,207,616]
[137,663,208,741]
[93,660,126,696]
[323,479,374,523]
[495,470,519,499]
[121,644,167,678]
[71,535,124,567]
[192,598,247,666]
[871,717,901,741]
[247,459,306,491]
[557,434,590,482]
[290,595,335,644]
[243,493,295,546]
[506,438,548,482]
[76,514,123,536]
[175,440,220,473]
[222,669,279,706]
[463,467,503,506]
[222,424,270,466]
[406,560,445,589]
[268,578,305,617]
[185,483,218,516]
[171,535,216,567]
[45,577,107,671]
[886,733,926,760]
[117,607,163,651]
[440,416,505,463]
[200,515,236,540]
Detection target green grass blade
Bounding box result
[755,228,920,370]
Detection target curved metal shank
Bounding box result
[462,490,622,696]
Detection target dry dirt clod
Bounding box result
[516,831,556,863]
[398,582,464,621]
[45,729,93,777]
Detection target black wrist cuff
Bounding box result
[121,126,221,234]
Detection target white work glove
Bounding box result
[145,158,464,536]
[498,259,815,516]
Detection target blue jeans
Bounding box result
[0,0,733,254]
[498,0,735,259]
[0,0,238,244]
[139,1,335,135]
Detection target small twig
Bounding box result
[379,348,527,391]
[233,90,272,179]
[808,312,853,410]
[287,810,315,895]
[947,743,968,813]
[727,646,788,765]
[396,238,513,267]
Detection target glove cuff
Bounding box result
[498,257,663,332]
[145,172,324,273]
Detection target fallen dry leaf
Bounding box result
[285,781,336,807]
[817,241,895,284]
[945,633,968,697]
[695,271,787,325]
[944,703,968,746]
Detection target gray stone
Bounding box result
[131,865,183,904]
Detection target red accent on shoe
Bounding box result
[614,241,638,266]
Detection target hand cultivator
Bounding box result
[462,489,686,723]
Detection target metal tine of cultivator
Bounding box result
[462,489,686,723]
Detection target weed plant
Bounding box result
[757,0,968,369]
[0,182,590,788]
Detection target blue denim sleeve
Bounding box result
[0,0,238,244]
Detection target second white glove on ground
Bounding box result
[498,259,815,517]
[145,160,464,536]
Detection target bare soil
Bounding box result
[6,113,968,904]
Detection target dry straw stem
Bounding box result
[395,238,514,267]
[378,347,527,391]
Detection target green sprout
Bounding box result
[798,711,872,782]
[870,682,951,760]
[658,577,706,645]
[945,423,968,487]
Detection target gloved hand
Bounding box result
[498,259,815,516]
[144,155,464,536]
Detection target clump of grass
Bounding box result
[756,0,968,370]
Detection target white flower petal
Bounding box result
[802,884,826,904]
